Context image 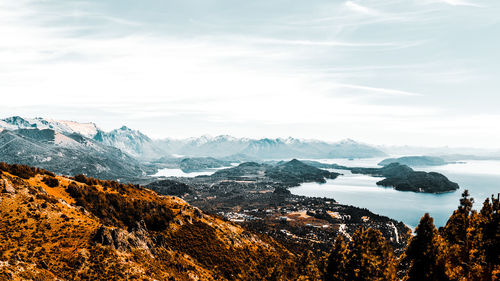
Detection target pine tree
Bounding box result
[441,191,500,280]
[402,213,448,281]
[478,196,500,280]
[325,235,349,281]
[441,190,474,279]
[443,190,474,245]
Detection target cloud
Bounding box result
[0,0,498,147]
[334,83,422,97]
[344,1,382,16]
[248,37,419,48]
[427,0,484,7]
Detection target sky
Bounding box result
[0,0,499,147]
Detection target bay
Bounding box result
[290,159,500,228]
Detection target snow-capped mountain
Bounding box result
[0,116,99,138]
[155,135,251,158]
[155,135,386,159]
[0,116,163,160]
[240,137,386,159]
[94,126,166,159]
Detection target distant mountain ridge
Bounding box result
[156,136,386,159]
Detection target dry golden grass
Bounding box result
[0,165,305,280]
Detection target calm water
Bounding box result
[290,159,500,228]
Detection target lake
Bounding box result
[290,158,500,228]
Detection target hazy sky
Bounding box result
[1,0,499,147]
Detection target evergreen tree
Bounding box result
[441,191,500,280]
[296,250,322,281]
[402,213,448,281]
[478,196,500,280]
[443,190,474,245]
[343,228,396,281]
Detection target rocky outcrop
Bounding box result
[0,179,15,194]
[93,221,151,252]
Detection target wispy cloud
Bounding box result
[431,0,484,7]
[247,37,421,48]
[0,0,498,147]
[333,83,422,97]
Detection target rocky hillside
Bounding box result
[0,163,308,280]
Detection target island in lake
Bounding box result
[304,160,460,193]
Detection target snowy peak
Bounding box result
[47,119,99,138]
[95,126,162,159]
[336,138,359,145]
[0,116,99,138]
[0,116,161,159]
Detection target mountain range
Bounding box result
[0,117,387,173]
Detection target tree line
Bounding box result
[325,190,499,281]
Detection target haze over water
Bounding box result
[290,158,500,228]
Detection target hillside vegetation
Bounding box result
[0,162,497,280]
[0,163,303,280]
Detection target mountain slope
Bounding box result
[0,116,164,160]
[0,163,303,280]
[0,129,151,180]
